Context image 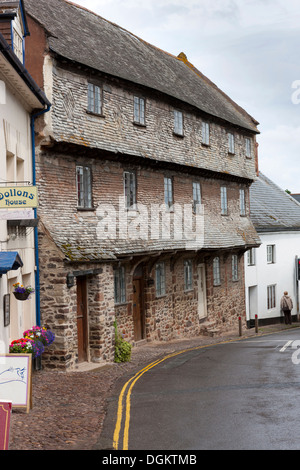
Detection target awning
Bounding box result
[0,252,23,275]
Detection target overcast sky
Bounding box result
[74,0,300,193]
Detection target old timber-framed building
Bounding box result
[23,0,260,369]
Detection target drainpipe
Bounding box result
[31,104,51,326]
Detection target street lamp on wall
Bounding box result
[66,273,75,288]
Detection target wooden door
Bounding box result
[197,264,207,319]
[77,277,88,362]
[133,279,144,341]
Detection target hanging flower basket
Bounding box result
[13,291,30,301]
[12,283,35,301]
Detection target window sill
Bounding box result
[126,206,138,212]
[77,206,95,211]
[156,293,167,299]
[201,142,210,148]
[228,152,235,156]
[115,301,128,307]
[173,131,184,138]
[86,110,105,118]
[133,121,146,128]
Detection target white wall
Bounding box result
[0,82,36,351]
[245,231,300,323]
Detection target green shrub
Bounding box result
[114,320,132,363]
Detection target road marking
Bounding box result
[280,340,293,352]
[113,340,236,450]
[113,327,300,450]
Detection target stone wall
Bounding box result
[114,253,246,345]
[87,265,115,363]
[38,225,115,369]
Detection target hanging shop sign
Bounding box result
[0,186,38,209]
[0,209,35,220]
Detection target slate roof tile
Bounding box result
[24,0,259,133]
[250,172,300,231]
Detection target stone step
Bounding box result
[200,324,221,337]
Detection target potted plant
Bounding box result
[9,337,43,358]
[23,326,55,370]
[12,282,35,301]
[23,326,55,347]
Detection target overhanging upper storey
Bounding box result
[23,0,259,182]
[24,0,259,134]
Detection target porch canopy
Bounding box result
[0,252,23,275]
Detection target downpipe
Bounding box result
[31,104,51,326]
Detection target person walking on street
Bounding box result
[280,291,293,325]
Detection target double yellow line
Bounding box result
[112,339,238,450]
[112,327,299,450]
[113,325,300,450]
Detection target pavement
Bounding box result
[7,321,300,450]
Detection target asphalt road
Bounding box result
[101,328,300,450]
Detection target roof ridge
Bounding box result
[23,0,259,133]
[64,0,180,61]
[64,0,259,129]
[177,52,259,127]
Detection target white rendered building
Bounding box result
[245,173,300,326]
[0,0,49,352]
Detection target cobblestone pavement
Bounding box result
[8,322,299,450]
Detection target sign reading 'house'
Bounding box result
[0,186,38,209]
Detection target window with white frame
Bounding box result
[184,260,193,290]
[221,186,228,215]
[247,248,256,266]
[228,133,235,154]
[174,110,183,136]
[267,284,276,309]
[267,245,276,264]
[202,121,210,145]
[232,255,238,281]
[213,257,221,286]
[240,189,246,216]
[133,96,145,125]
[124,171,136,209]
[245,137,251,158]
[87,82,102,114]
[76,165,92,208]
[114,266,126,304]
[13,27,24,63]
[156,262,166,296]
[192,182,201,214]
[164,177,173,208]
